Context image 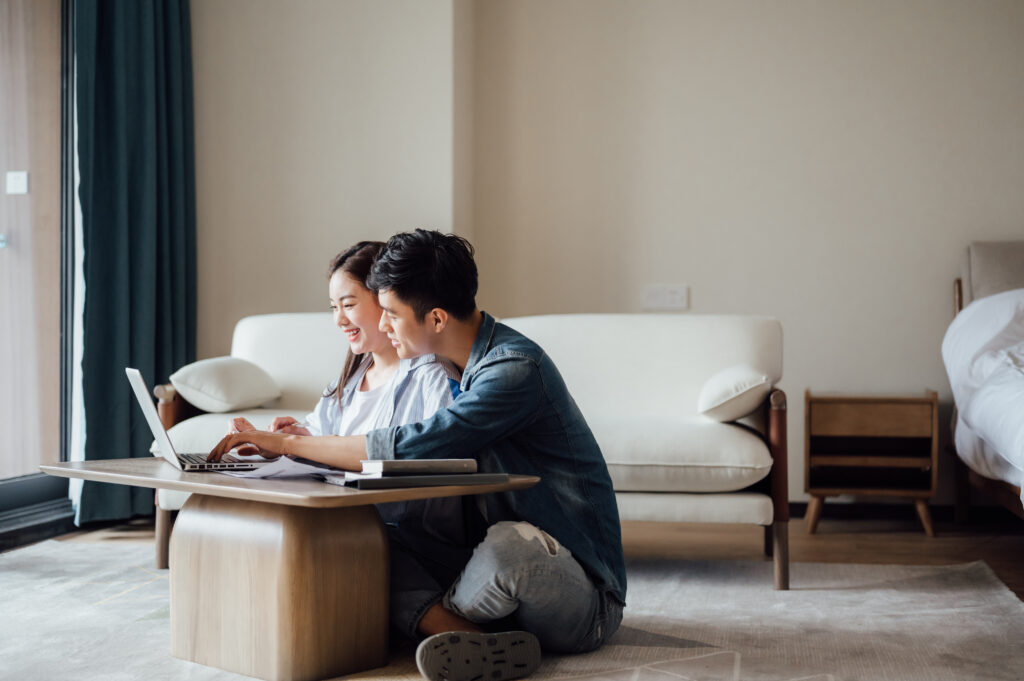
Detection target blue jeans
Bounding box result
[390,521,622,654]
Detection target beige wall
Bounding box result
[192,0,1024,501]
[452,0,475,241]
[191,0,453,358]
[470,0,1024,501]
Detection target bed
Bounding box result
[942,241,1024,520]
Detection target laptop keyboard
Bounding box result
[180,454,212,464]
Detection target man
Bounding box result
[210,230,626,681]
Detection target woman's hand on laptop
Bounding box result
[207,430,290,462]
[224,417,308,455]
[227,417,261,456]
[270,416,311,436]
[228,416,256,433]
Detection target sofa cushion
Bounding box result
[231,313,346,410]
[698,364,772,422]
[615,491,774,525]
[170,357,281,413]
[595,417,771,493]
[501,314,782,422]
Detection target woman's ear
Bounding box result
[428,308,449,334]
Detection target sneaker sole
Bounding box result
[416,630,542,681]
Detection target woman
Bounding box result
[229,240,459,467]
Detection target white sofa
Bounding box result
[154,313,789,588]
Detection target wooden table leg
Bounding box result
[914,499,935,538]
[804,495,824,534]
[170,495,390,681]
[154,505,172,570]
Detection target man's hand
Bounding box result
[208,430,290,462]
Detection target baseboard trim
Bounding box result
[0,498,76,552]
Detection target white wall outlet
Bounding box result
[5,171,29,195]
[642,284,689,311]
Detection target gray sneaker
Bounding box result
[415,630,542,681]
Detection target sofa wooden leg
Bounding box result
[772,521,790,590]
[804,495,824,534]
[155,507,173,570]
[763,525,773,557]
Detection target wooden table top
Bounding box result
[41,459,540,509]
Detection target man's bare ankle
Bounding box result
[418,602,482,636]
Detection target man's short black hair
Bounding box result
[367,229,478,321]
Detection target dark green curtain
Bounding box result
[75,0,197,523]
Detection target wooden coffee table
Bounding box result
[41,459,539,681]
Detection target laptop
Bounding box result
[125,367,271,472]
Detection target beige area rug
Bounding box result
[1,540,1021,681]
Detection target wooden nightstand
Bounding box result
[804,390,939,536]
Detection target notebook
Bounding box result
[358,458,478,475]
[125,367,272,472]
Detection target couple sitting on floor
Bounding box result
[208,230,626,681]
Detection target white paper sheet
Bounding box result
[217,455,339,479]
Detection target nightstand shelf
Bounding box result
[808,456,932,468]
[804,391,939,536]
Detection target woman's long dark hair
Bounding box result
[325,241,386,403]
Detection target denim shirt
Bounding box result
[366,312,627,605]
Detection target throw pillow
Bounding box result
[170,357,281,413]
[698,364,772,422]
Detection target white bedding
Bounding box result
[941,288,1024,495]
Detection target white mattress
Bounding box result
[942,288,1024,496]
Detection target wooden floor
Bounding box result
[59,512,1024,600]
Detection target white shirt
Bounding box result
[304,354,459,437]
[338,380,392,436]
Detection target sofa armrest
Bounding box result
[767,389,789,523]
[154,383,206,431]
[770,387,790,520]
[767,388,790,590]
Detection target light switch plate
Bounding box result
[6,171,29,195]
